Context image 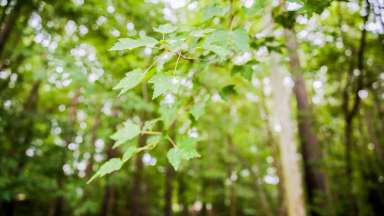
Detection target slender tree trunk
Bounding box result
[226,135,237,216]
[130,85,150,216]
[229,184,236,216]
[164,125,176,216]
[260,85,287,216]
[85,113,100,177]
[0,80,41,216]
[100,184,113,216]
[53,89,81,216]
[269,54,306,216]
[131,133,147,216]
[0,0,12,25]
[364,109,384,159]
[342,2,370,214]
[178,175,189,216]
[0,0,23,57]
[1,201,15,216]
[100,143,117,216]
[283,27,326,214]
[164,163,174,216]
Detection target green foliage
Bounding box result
[202,4,229,21]
[149,74,178,99]
[232,65,254,81]
[122,146,138,162]
[87,158,123,183]
[109,36,159,51]
[202,29,250,56]
[190,103,205,120]
[143,118,161,131]
[153,24,177,34]
[219,85,238,100]
[113,69,145,95]
[111,121,141,148]
[146,135,162,147]
[159,105,177,129]
[167,137,200,170]
[1,0,383,215]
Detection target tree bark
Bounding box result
[0,0,23,57]
[100,143,117,216]
[226,135,237,216]
[342,1,370,214]
[164,125,176,216]
[283,28,326,214]
[261,85,287,216]
[178,175,189,216]
[164,163,174,216]
[269,54,306,216]
[130,134,147,216]
[100,185,113,216]
[53,89,81,216]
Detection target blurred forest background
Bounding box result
[0,0,383,216]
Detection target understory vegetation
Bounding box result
[0,0,384,216]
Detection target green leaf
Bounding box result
[122,146,138,162]
[167,147,183,171]
[202,29,250,56]
[190,103,205,120]
[244,0,267,15]
[166,137,200,171]
[153,24,177,34]
[203,30,231,48]
[143,118,161,131]
[202,5,229,21]
[87,158,123,183]
[191,28,215,38]
[110,36,158,51]
[178,137,200,160]
[149,74,178,99]
[113,69,145,95]
[147,135,162,147]
[159,105,177,129]
[111,121,141,148]
[203,45,231,58]
[219,85,237,100]
[232,65,253,81]
[167,36,186,51]
[231,29,250,51]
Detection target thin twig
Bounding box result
[166,136,177,147]
[174,52,181,74]
[141,131,162,135]
[144,56,161,74]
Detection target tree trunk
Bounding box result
[226,135,237,216]
[100,185,113,216]
[0,0,24,57]
[261,85,287,216]
[131,133,147,216]
[341,2,370,214]
[283,28,326,214]
[164,125,176,216]
[1,81,41,216]
[269,54,306,216]
[178,175,189,216]
[0,200,15,216]
[164,163,174,216]
[53,89,81,216]
[100,143,117,216]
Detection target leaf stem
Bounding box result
[141,131,162,135]
[144,57,160,74]
[167,136,177,147]
[174,52,181,74]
